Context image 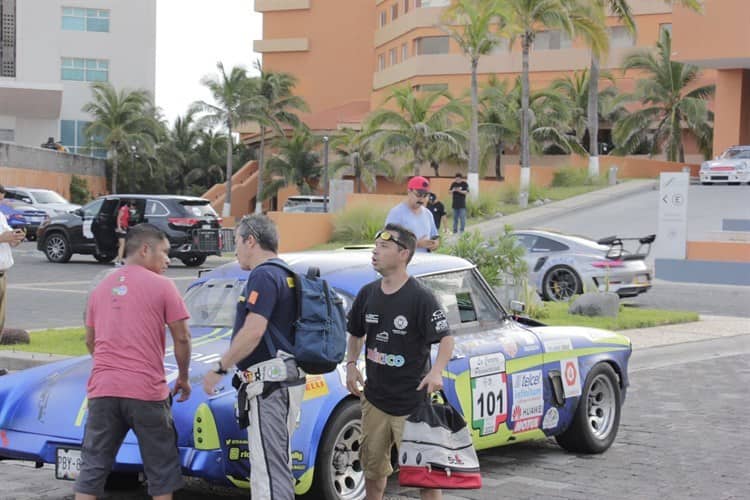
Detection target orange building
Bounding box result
[252,1,716,150]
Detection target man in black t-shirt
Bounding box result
[426,192,446,230]
[203,214,303,500]
[449,172,469,234]
[346,223,454,500]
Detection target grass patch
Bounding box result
[332,205,388,243]
[544,184,609,201]
[0,327,87,356]
[534,301,699,330]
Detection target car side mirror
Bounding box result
[73,208,83,217]
[509,300,526,315]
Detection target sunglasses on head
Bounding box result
[375,230,408,250]
[411,189,430,198]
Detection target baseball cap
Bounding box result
[407,176,430,191]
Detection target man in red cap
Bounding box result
[385,176,439,253]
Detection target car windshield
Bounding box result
[30,190,68,204]
[721,148,750,159]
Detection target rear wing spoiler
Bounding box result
[596,234,656,261]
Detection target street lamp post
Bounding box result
[323,135,329,213]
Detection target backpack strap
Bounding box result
[255,258,298,357]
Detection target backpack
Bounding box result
[258,259,347,374]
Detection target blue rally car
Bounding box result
[0,250,631,499]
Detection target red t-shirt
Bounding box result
[85,265,190,401]
[117,205,130,230]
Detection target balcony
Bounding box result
[0,79,63,119]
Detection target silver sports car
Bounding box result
[512,229,654,302]
[700,145,750,185]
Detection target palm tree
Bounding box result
[186,129,229,192]
[502,0,608,201]
[367,87,466,177]
[250,61,308,214]
[194,62,258,216]
[478,77,517,180]
[441,0,508,197]
[330,127,394,193]
[159,109,200,194]
[83,82,156,194]
[613,29,715,162]
[262,128,322,199]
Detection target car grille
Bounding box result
[191,229,222,253]
[711,176,729,181]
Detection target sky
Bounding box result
[155,0,262,125]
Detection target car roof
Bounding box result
[100,194,209,202]
[194,250,474,298]
[513,229,605,250]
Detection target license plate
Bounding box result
[28,217,41,223]
[634,274,650,284]
[55,447,82,481]
[202,224,210,229]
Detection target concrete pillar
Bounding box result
[713,69,750,155]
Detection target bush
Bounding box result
[332,205,388,243]
[466,191,500,218]
[442,225,528,287]
[551,167,606,187]
[500,185,518,204]
[528,184,548,203]
[69,175,91,205]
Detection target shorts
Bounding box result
[116,229,127,240]
[360,397,407,480]
[74,397,183,497]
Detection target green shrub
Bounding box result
[528,184,548,203]
[332,205,388,243]
[551,167,607,187]
[466,191,500,218]
[500,185,518,204]
[69,175,91,205]
[442,225,528,287]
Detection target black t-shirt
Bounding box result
[427,201,446,228]
[450,181,469,209]
[347,277,451,416]
[233,259,297,370]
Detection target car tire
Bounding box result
[94,253,115,263]
[311,399,365,500]
[43,232,72,263]
[555,363,621,454]
[541,265,581,301]
[180,255,207,267]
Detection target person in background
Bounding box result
[41,137,57,150]
[385,176,439,253]
[115,201,134,267]
[449,172,469,234]
[0,184,27,335]
[426,192,446,232]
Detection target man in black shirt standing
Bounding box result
[449,172,469,234]
[426,193,446,231]
[345,223,454,500]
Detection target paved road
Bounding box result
[2,334,748,499]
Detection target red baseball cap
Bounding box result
[407,176,430,191]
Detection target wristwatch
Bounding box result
[213,360,228,375]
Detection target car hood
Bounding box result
[41,203,80,213]
[0,326,233,443]
[702,158,749,169]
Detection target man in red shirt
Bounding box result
[115,201,132,266]
[75,224,192,500]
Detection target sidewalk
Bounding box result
[448,179,656,241]
[1,314,746,372]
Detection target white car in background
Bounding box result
[4,187,81,216]
[512,229,655,302]
[699,145,750,185]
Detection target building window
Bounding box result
[402,43,409,61]
[404,0,409,14]
[60,119,106,157]
[62,7,110,32]
[414,36,449,55]
[389,48,397,66]
[391,3,398,21]
[533,30,571,50]
[0,129,14,142]
[418,0,450,7]
[609,26,635,48]
[413,83,448,92]
[379,10,387,27]
[61,58,109,82]
[378,54,385,71]
[659,23,672,37]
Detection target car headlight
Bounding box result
[700,162,709,171]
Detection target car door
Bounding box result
[92,198,119,254]
[67,198,104,251]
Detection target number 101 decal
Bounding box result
[470,353,508,436]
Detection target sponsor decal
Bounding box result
[394,315,408,330]
[375,331,389,343]
[471,373,507,436]
[543,338,572,353]
[469,353,505,377]
[303,375,330,400]
[432,310,447,321]
[499,337,518,357]
[512,417,540,433]
[291,451,304,462]
[248,290,259,305]
[511,370,543,429]
[228,447,249,461]
[435,319,449,332]
[561,359,582,398]
[447,453,465,466]
[542,408,559,430]
[365,313,379,324]
[366,347,405,367]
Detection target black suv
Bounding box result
[37,194,225,267]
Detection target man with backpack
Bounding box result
[345,223,454,500]
[202,214,306,500]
